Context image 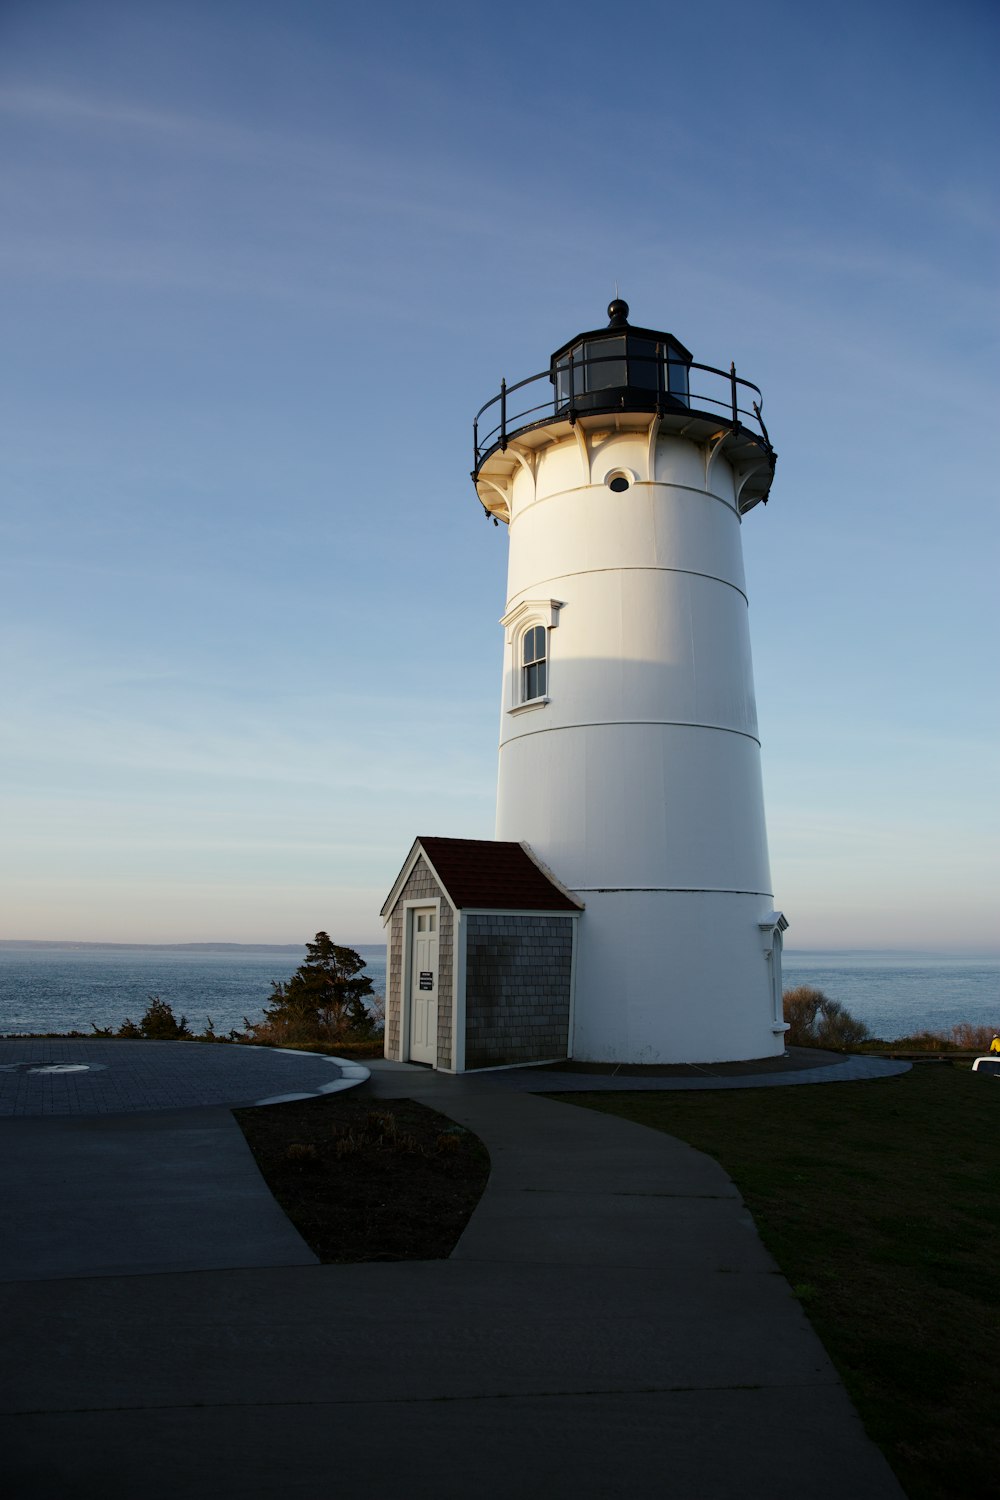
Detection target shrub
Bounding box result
[950,1022,998,1052]
[864,1023,999,1053]
[137,996,193,1039]
[99,996,193,1041]
[866,1029,956,1052]
[783,986,870,1050]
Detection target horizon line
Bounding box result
[0,938,387,951]
[1,939,998,959]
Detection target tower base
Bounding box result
[569,891,787,1064]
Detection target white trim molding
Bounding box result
[500,597,563,643]
[450,909,466,1075]
[380,838,460,923]
[758,910,789,950]
[518,841,585,909]
[400,895,442,1068]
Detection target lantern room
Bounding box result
[551,297,692,414]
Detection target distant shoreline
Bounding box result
[0,940,384,954]
[1,940,996,960]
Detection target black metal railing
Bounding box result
[473,347,771,477]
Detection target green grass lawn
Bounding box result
[557,1066,999,1500]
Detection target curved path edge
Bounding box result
[488,1053,912,1091]
[0,1037,370,1116]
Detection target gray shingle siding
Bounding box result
[464,914,573,1068]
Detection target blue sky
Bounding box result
[1,0,997,949]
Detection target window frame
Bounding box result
[499,598,562,716]
[519,622,548,706]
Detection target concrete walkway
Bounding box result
[0,1107,320,1280]
[0,1050,907,1498]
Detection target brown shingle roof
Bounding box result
[417,837,581,912]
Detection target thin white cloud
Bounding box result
[0,83,295,158]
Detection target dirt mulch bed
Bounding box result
[233,1092,490,1263]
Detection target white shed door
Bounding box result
[408,908,438,1065]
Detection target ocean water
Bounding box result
[781,951,999,1040]
[0,944,387,1038]
[0,944,996,1042]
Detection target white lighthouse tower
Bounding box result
[473,300,788,1064]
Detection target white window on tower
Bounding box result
[521,624,547,703]
[500,597,561,714]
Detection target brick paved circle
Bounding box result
[0,1037,370,1116]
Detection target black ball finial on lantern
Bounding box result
[607,298,630,327]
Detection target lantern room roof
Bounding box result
[549,299,693,366]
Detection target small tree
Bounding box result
[245,932,376,1045]
[783,986,870,1050]
[117,996,193,1040]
